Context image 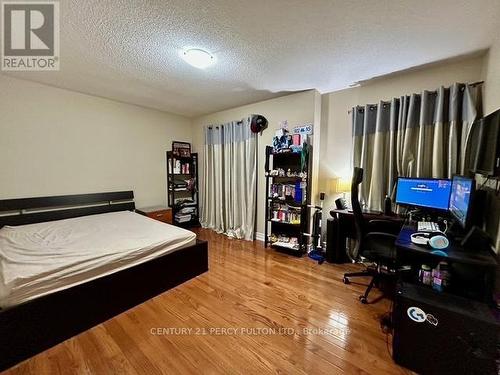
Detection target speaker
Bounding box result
[326,218,348,263]
[326,218,337,263]
[265,146,273,171]
[393,283,499,374]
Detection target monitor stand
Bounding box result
[445,221,487,251]
[445,221,466,242]
[459,226,491,250]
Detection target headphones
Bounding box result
[411,232,449,250]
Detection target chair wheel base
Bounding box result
[359,296,368,304]
[343,277,350,284]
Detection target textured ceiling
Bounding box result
[4,0,500,117]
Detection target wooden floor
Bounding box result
[3,229,410,375]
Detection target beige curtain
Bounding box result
[352,82,483,211]
[201,118,257,240]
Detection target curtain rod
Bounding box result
[207,120,244,129]
[346,81,485,114]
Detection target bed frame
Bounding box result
[0,191,208,371]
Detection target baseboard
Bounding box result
[255,232,265,242]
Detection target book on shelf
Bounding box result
[270,182,306,204]
[168,159,191,175]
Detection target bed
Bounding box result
[0,191,208,371]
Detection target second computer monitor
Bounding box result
[395,178,452,211]
[449,176,475,228]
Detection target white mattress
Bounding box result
[0,211,196,308]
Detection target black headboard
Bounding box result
[0,191,135,228]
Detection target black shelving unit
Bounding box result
[264,149,311,256]
[166,151,200,228]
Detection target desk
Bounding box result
[395,223,497,302]
[393,224,499,374]
[326,209,404,263]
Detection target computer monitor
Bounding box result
[395,177,452,211]
[449,176,475,228]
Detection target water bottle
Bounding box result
[384,195,392,215]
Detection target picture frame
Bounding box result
[172,141,191,158]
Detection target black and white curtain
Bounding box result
[201,118,257,240]
[352,82,483,211]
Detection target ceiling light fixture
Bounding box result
[181,48,215,69]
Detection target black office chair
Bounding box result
[342,167,399,304]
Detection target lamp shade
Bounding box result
[335,178,351,193]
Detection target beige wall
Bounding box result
[191,91,319,238]
[319,55,485,217]
[0,75,192,208]
[483,33,500,115]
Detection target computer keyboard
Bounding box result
[417,221,440,232]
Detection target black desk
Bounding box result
[396,224,497,267]
[395,223,497,302]
[326,209,404,263]
[393,224,499,374]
